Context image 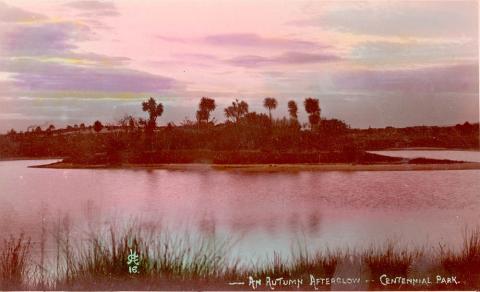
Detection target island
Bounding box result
[1,97,479,171]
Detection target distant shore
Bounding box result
[31,161,480,172]
[381,147,480,151]
[0,156,62,161]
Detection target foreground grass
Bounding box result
[1,224,479,290]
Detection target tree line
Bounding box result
[1,96,478,163]
[7,96,326,136]
[112,96,325,134]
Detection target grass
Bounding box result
[1,222,480,290]
[0,234,31,290]
[439,228,480,288]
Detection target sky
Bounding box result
[0,0,478,132]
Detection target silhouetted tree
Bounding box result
[304,97,320,130]
[197,97,216,124]
[263,97,277,121]
[79,123,85,130]
[7,129,16,136]
[196,110,206,125]
[224,99,249,123]
[321,118,349,135]
[142,97,164,132]
[128,117,136,130]
[288,100,298,120]
[46,125,55,136]
[93,120,103,133]
[138,118,147,129]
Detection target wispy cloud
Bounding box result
[1,57,179,93]
[0,1,46,23]
[227,51,340,67]
[0,2,180,100]
[204,33,324,50]
[0,22,91,56]
[158,33,328,51]
[65,0,118,17]
[291,1,478,39]
[335,63,479,93]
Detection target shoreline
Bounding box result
[0,156,62,161]
[377,147,480,152]
[31,161,480,172]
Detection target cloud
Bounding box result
[335,63,479,93]
[65,0,118,17]
[158,33,328,51]
[347,39,478,66]
[0,22,91,56]
[292,1,478,39]
[227,51,340,67]
[0,8,128,65]
[1,58,179,93]
[0,1,47,23]
[0,3,179,97]
[204,33,323,50]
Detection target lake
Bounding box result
[1,150,479,263]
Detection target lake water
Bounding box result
[1,150,479,263]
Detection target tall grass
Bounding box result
[2,223,480,290]
[440,228,480,289]
[0,234,31,290]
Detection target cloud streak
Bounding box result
[0,1,46,23]
[65,0,118,17]
[292,1,478,39]
[204,33,324,50]
[0,22,91,56]
[1,58,179,93]
[227,51,340,67]
[335,63,479,93]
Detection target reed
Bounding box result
[2,224,480,290]
[0,234,31,290]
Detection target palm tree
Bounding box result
[287,100,298,120]
[304,97,320,130]
[142,97,164,132]
[224,99,249,123]
[263,97,277,121]
[197,97,216,124]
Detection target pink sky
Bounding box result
[0,0,478,132]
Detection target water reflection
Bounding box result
[0,158,479,259]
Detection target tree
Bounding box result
[142,97,164,132]
[93,120,103,133]
[7,129,16,137]
[224,99,249,123]
[128,117,136,130]
[288,100,298,120]
[263,97,277,121]
[304,97,321,130]
[46,125,55,136]
[197,97,216,124]
[196,110,208,125]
